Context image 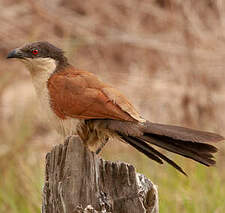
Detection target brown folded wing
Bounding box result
[47,68,141,122]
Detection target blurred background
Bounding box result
[0,0,225,212]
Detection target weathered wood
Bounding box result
[42,136,159,213]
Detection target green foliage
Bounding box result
[0,100,44,213]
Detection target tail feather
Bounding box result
[119,134,163,164]
[145,121,224,143]
[131,136,187,175]
[120,134,187,175]
[140,134,216,166]
[105,120,224,175]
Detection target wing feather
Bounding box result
[47,68,140,122]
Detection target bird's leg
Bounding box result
[96,137,109,154]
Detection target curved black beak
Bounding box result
[7,49,23,59]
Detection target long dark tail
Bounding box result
[108,120,224,175]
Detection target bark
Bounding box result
[42,136,159,213]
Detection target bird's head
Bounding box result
[7,41,68,73]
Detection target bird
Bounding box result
[7,41,224,175]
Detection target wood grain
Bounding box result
[42,136,159,213]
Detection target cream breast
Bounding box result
[21,57,80,136]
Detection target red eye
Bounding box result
[32,49,38,55]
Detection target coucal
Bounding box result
[7,41,224,175]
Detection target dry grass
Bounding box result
[0,0,225,212]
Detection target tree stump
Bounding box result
[42,136,159,213]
